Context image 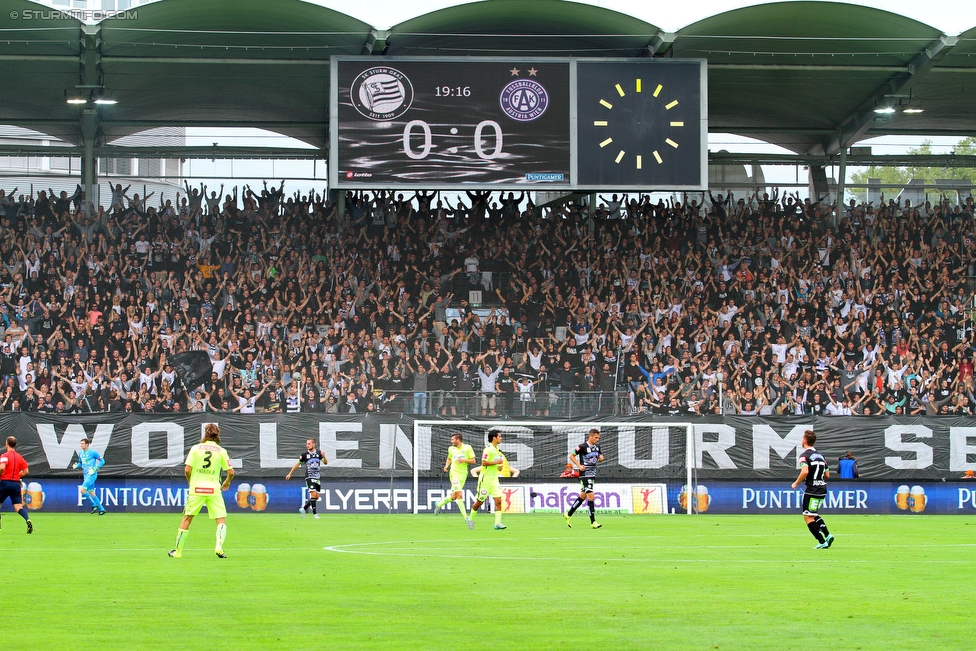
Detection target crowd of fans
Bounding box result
[0,179,972,417]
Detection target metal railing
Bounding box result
[373,390,632,418]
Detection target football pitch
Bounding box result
[3,512,972,650]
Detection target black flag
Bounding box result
[168,351,213,391]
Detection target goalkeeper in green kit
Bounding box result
[434,432,476,529]
[469,429,507,530]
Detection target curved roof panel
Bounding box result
[0,0,973,158]
[0,0,84,144]
[98,0,374,147]
[387,0,661,57]
[675,1,942,66]
[673,2,952,153]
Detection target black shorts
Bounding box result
[579,477,595,494]
[305,478,321,493]
[802,493,826,516]
[0,480,23,505]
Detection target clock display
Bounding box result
[576,60,705,189]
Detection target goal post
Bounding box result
[411,419,696,515]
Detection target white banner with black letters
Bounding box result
[4,413,974,481]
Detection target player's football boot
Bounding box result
[26,520,33,534]
[313,514,320,519]
[814,540,829,549]
[564,513,572,528]
[299,507,306,518]
[215,550,227,559]
[91,507,99,514]
[466,518,474,530]
[591,522,602,529]
[493,523,507,530]
[824,534,834,548]
[98,510,107,516]
[433,505,442,515]
[168,550,182,558]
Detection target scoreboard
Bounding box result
[330,57,706,191]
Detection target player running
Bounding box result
[74,437,106,515]
[169,424,234,559]
[791,429,834,549]
[285,438,328,519]
[469,429,507,530]
[565,428,604,529]
[0,436,32,534]
[433,432,476,529]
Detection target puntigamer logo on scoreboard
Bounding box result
[351,66,415,120]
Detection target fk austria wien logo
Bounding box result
[499,79,549,122]
[350,66,415,120]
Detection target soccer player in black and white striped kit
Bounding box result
[792,430,834,549]
[564,428,604,529]
[285,439,328,519]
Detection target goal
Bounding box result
[411,420,696,515]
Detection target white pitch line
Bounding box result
[322,547,975,564]
[0,547,301,553]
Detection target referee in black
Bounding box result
[791,430,834,549]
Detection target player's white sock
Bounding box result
[455,498,467,519]
[216,523,227,550]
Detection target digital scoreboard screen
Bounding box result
[330,57,706,190]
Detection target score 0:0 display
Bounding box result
[402,119,504,160]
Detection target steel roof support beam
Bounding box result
[102,56,332,65]
[648,32,674,56]
[811,34,957,156]
[363,29,389,55]
[709,64,908,73]
[79,24,103,213]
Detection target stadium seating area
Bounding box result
[0,182,972,416]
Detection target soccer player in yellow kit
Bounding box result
[169,423,234,559]
[433,432,476,529]
[470,429,507,530]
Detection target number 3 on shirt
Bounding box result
[202,451,213,469]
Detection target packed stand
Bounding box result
[0,180,973,416]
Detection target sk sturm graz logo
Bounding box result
[350,67,414,121]
[499,79,549,122]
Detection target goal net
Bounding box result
[411,420,695,516]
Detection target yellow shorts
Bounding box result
[477,478,502,501]
[184,487,227,519]
[450,474,467,493]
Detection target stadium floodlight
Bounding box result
[93,98,118,105]
[873,106,896,114]
[902,107,924,114]
[66,97,87,104]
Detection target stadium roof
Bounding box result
[0,0,974,157]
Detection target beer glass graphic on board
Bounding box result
[895,485,910,511]
[24,482,44,510]
[908,485,927,513]
[696,485,711,513]
[250,483,268,511]
[236,483,251,509]
[679,485,710,513]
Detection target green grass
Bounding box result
[2,512,974,650]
